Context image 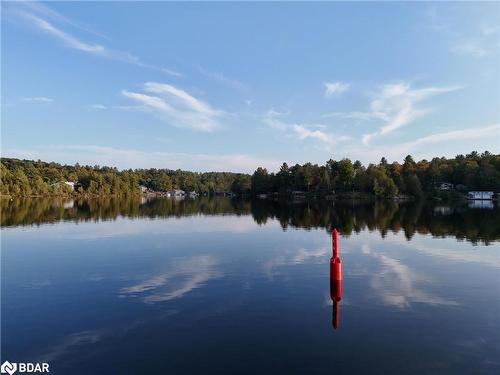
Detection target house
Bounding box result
[437,182,454,191]
[139,185,148,193]
[188,191,198,197]
[292,190,307,199]
[172,189,186,197]
[467,191,494,200]
[64,181,75,191]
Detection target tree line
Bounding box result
[251,151,500,198]
[1,151,499,198]
[0,158,249,197]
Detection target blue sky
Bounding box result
[2,1,499,172]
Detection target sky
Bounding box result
[2,1,500,173]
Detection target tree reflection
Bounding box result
[1,197,499,244]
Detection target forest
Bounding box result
[1,151,499,198]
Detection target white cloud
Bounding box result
[345,123,500,164]
[360,82,461,145]
[427,7,497,58]
[122,82,224,132]
[451,40,488,57]
[322,111,387,121]
[2,144,282,173]
[27,13,106,54]
[402,123,500,149]
[7,3,181,75]
[263,109,343,146]
[197,65,246,90]
[89,104,106,110]
[161,68,183,77]
[324,81,350,97]
[292,125,333,144]
[22,96,53,103]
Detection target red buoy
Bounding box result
[330,228,343,330]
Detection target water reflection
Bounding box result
[2,197,499,244]
[2,198,499,374]
[120,256,219,303]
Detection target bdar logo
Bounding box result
[1,361,17,375]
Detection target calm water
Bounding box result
[2,197,500,374]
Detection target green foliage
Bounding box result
[248,151,499,198]
[0,158,250,197]
[2,151,499,198]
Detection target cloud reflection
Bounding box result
[120,255,219,303]
[363,244,458,309]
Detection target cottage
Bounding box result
[139,185,148,193]
[292,190,307,199]
[438,182,454,191]
[467,191,494,200]
[64,181,75,191]
[172,189,186,197]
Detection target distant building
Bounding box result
[172,189,185,197]
[467,191,494,200]
[188,191,198,197]
[292,190,306,199]
[64,181,75,191]
[139,185,148,193]
[437,182,454,191]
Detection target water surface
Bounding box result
[2,197,499,374]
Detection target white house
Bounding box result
[172,189,186,197]
[139,185,148,193]
[64,181,75,191]
[438,182,454,191]
[467,191,494,200]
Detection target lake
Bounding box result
[1,197,499,374]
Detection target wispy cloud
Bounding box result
[324,81,350,97]
[2,144,282,173]
[122,82,224,132]
[6,2,181,76]
[347,124,500,164]
[427,6,498,58]
[401,123,500,150]
[26,13,106,54]
[16,1,110,40]
[451,40,488,57]
[322,111,387,121]
[22,96,53,103]
[197,65,246,90]
[359,82,461,145]
[263,109,341,146]
[89,104,107,110]
[292,125,334,144]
